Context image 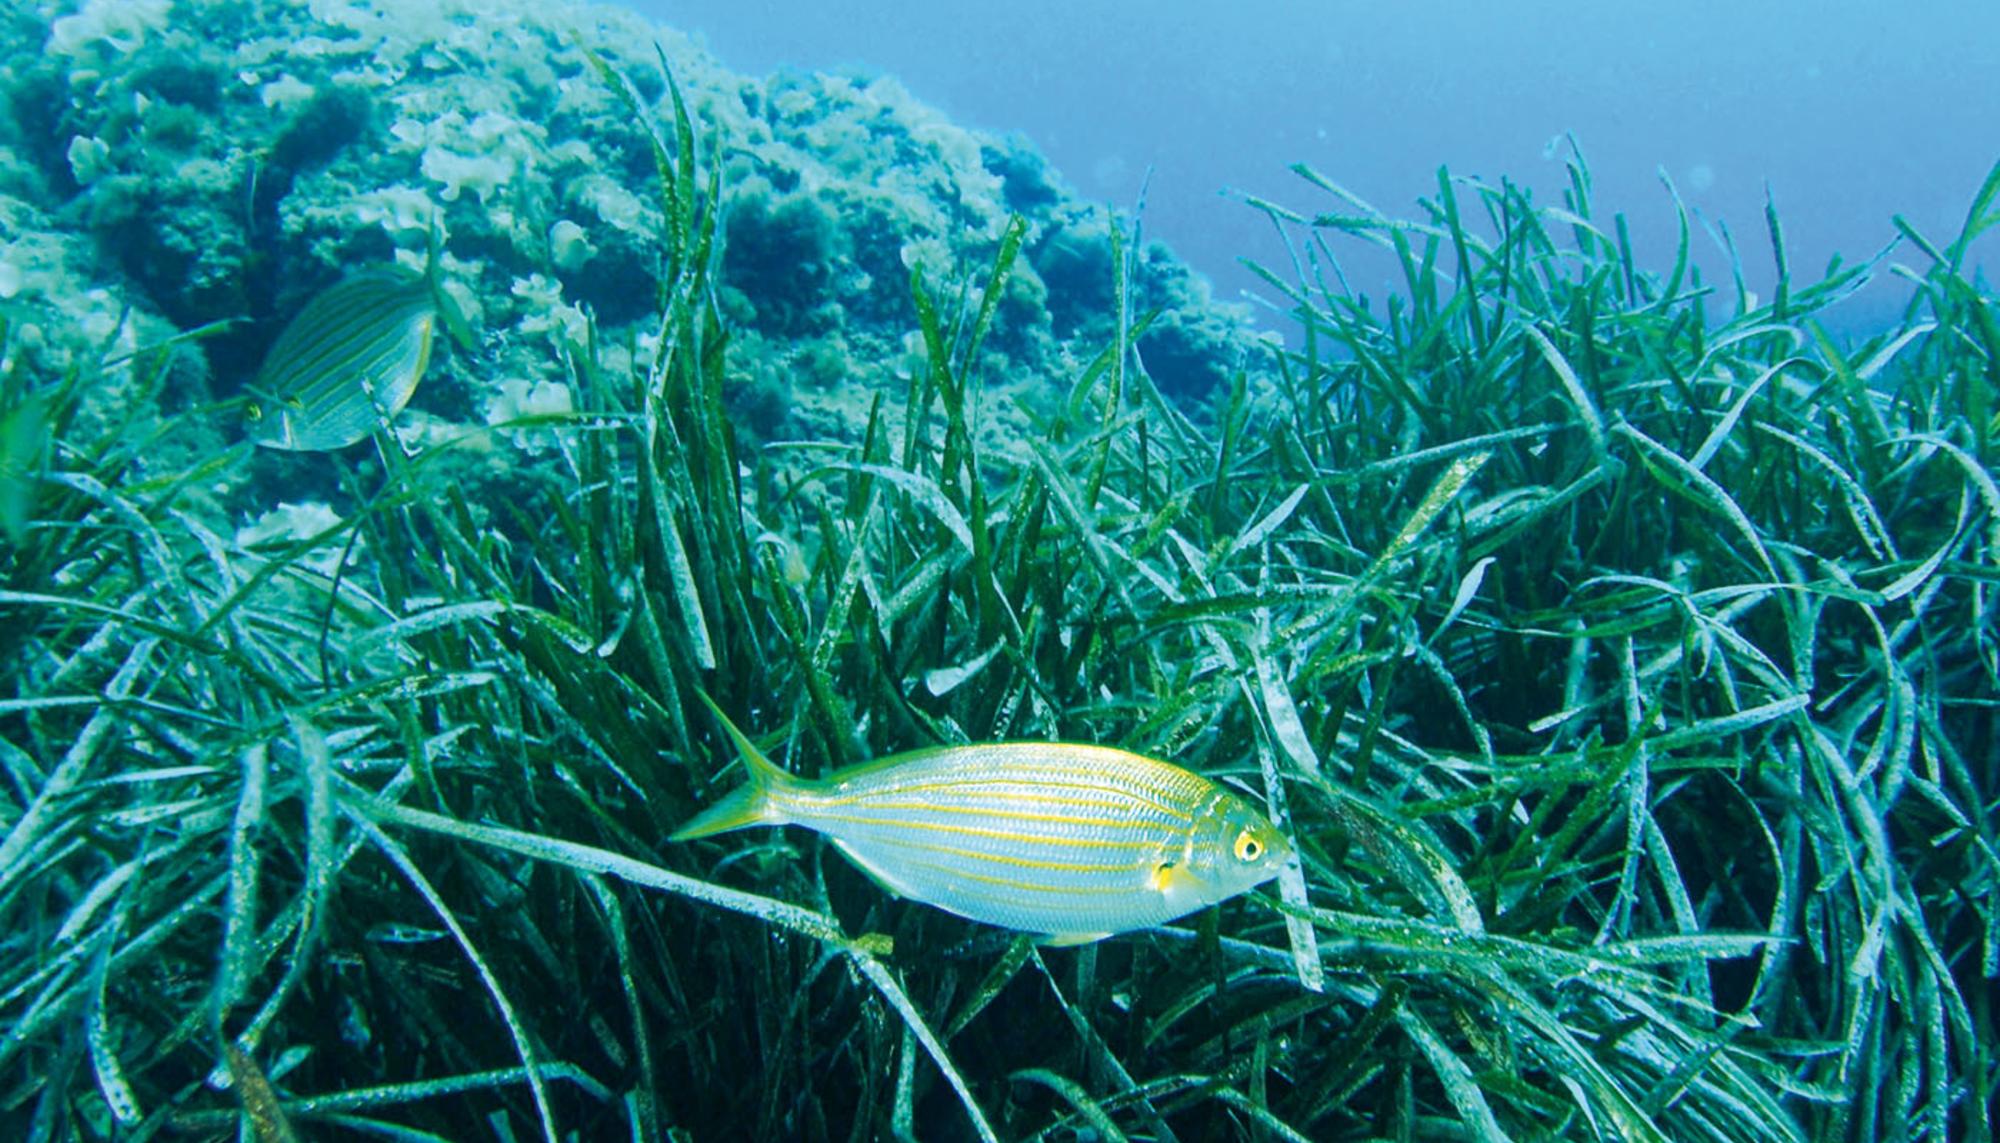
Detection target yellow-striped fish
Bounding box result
[245,267,439,451]
[674,698,1292,943]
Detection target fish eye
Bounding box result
[1233,830,1264,863]
[245,403,263,421]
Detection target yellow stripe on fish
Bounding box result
[673,694,1292,943]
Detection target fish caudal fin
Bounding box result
[668,693,798,841]
[667,781,779,841]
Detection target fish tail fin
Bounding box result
[669,693,799,841]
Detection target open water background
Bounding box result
[634,0,2000,339]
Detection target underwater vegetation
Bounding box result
[2,1,1998,1141]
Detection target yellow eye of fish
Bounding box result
[1233,831,1263,862]
[245,403,263,421]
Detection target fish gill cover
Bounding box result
[0,0,1996,1140]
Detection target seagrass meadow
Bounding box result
[4,13,2000,1143]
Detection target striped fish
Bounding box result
[245,267,438,451]
[674,697,1292,943]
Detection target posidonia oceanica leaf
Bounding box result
[1431,556,1497,645]
[850,956,1001,1143]
[351,813,562,1142]
[1245,671,1325,994]
[345,790,999,1142]
[1753,422,1895,559]
[0,641,158,896]
[217,743,270,1015]
[1225,483,1309,562]
[658,505,718,670]
[1397,1006,1508,1143]
[1315,794,1484,933]
[1851,319,1937,383]
[88,946,141,1127]
[1688,357,1804,472]
[944,935,1036,1039]
[1875,495,1967,604]
[1009,1069,1130,1143]
[923,640,1002,697]
[818,462,973,554]
[1614,421,1778,581]
[1888,431,2000,560]
[1644,694,1812,752]
[1334,425,1561,484]
[1369,450,1492,577]
[350,600,596,659]
[1478,971,1673,1143]
[1522,323,1607,462]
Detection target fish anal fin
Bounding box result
[1039,932,1113,947]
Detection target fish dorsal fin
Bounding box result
[423,208,476,353]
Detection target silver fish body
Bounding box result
[674,700,1292,942]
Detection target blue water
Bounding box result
[633,0,2000,337]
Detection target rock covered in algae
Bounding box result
[7,0,1271,465]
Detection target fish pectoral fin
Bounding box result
[1148,859,1211,916]
[1038,932,1113,947]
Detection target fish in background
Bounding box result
[0,387,49,545]
[674,695,1293,944]
[244,262,470,452]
